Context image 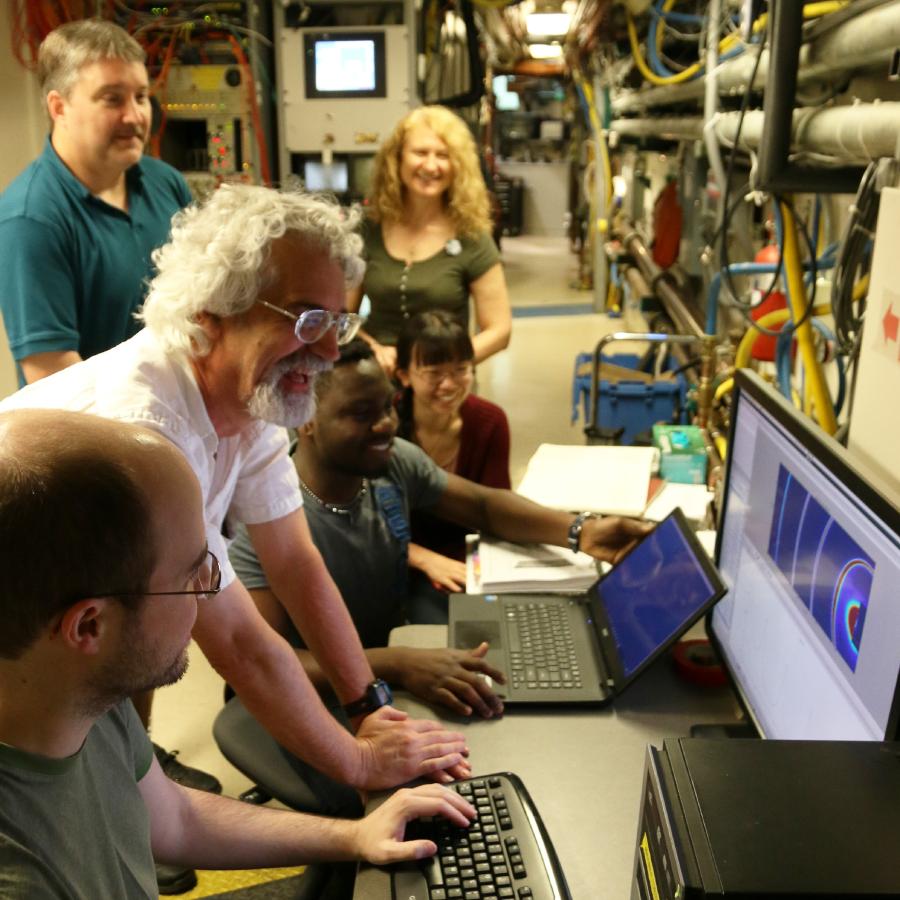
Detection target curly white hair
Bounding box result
[140,185,364,356]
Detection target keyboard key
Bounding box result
[513,865,527,879]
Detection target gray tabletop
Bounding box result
[354,624,743,900]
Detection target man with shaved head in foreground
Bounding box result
[0,410,474,897]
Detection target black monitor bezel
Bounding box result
[706,369,900,741]
[590,507,727,694]
[303,31,387,100]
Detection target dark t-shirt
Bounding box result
[0,700,155,899]
[359,218,499,345]
[229,438,447,647]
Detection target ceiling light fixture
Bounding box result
[525,11,571,36]
[528,42,564,58]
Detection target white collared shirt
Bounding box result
[0,329,302,587]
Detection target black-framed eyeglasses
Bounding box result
[256,300,363,346]
[100,550,222,601]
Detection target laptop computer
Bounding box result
[448,508,726,705]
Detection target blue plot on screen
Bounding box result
[768,465,874,671]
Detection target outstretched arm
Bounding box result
[431,475,654,564]
[247,510,373,706]
[141,759,476,870]
[194,576,467,790]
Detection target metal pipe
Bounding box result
[609,102,900,165]
[620,231,705,340]
[703,0,727,237]
[610,1,900,114]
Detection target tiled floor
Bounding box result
[151,234,626,799]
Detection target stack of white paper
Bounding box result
[516,443,658,516]
[643,482,714,524]
[466,537,599,594]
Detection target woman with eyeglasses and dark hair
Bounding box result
[347,106,512,377]
[394,311,511,613]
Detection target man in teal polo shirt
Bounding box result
[0,18,191,387]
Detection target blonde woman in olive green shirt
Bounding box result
[348,106,512,377]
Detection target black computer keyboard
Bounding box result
[506,602,583,692]
[392,772,570,900]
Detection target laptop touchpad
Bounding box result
[453,620,502,649]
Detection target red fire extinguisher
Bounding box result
[749,242,788,362]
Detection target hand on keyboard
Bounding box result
[355,706,472,788]
[387,774,571,900]
[394,643,506,719]
[354,785,477,864]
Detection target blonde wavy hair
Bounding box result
[367,106,492,238]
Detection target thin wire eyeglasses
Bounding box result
[412,363,474,386]
[100,550,222,601]
[256,300,363,346]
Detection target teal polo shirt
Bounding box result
[0,138,192,384]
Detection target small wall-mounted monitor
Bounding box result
[303,159,349,193]
[303,31,386,99]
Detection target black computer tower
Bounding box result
[632,738,900,899]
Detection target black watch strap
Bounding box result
[567,511,596,553]
[343,679,393,718]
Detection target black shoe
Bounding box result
[153,743,222,794]
[156,863,197,895]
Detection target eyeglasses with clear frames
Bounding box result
[99,550,222,601]
[256,300,363,346]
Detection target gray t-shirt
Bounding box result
[229,438,447,648]
[0,700,156,899]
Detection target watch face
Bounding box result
[372,679,393,706]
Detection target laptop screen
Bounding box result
[598,511,721,678]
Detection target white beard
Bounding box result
[247,351,331,428]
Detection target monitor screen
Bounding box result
[710,372,900,740]
[303,31,386,99]
[597,511,724,679]
[303,160,349,193]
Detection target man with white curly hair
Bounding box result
[0,185,471,805]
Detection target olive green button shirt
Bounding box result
[360,218,499,345]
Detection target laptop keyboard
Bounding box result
[392,773,570,900]
[506,603,583,691]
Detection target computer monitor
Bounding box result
[303,159,349,193]
[303,31,386,99]
[709,370,900,740]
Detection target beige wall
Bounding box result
[0,14,47,397]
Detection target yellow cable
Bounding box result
[778,198,837,435]
[734,305,829,369]
[714,377,734,402]
[852,273,869,302]
[714,433,727,461]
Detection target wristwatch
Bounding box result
[343,679,393,718]
[567,511,596,553]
